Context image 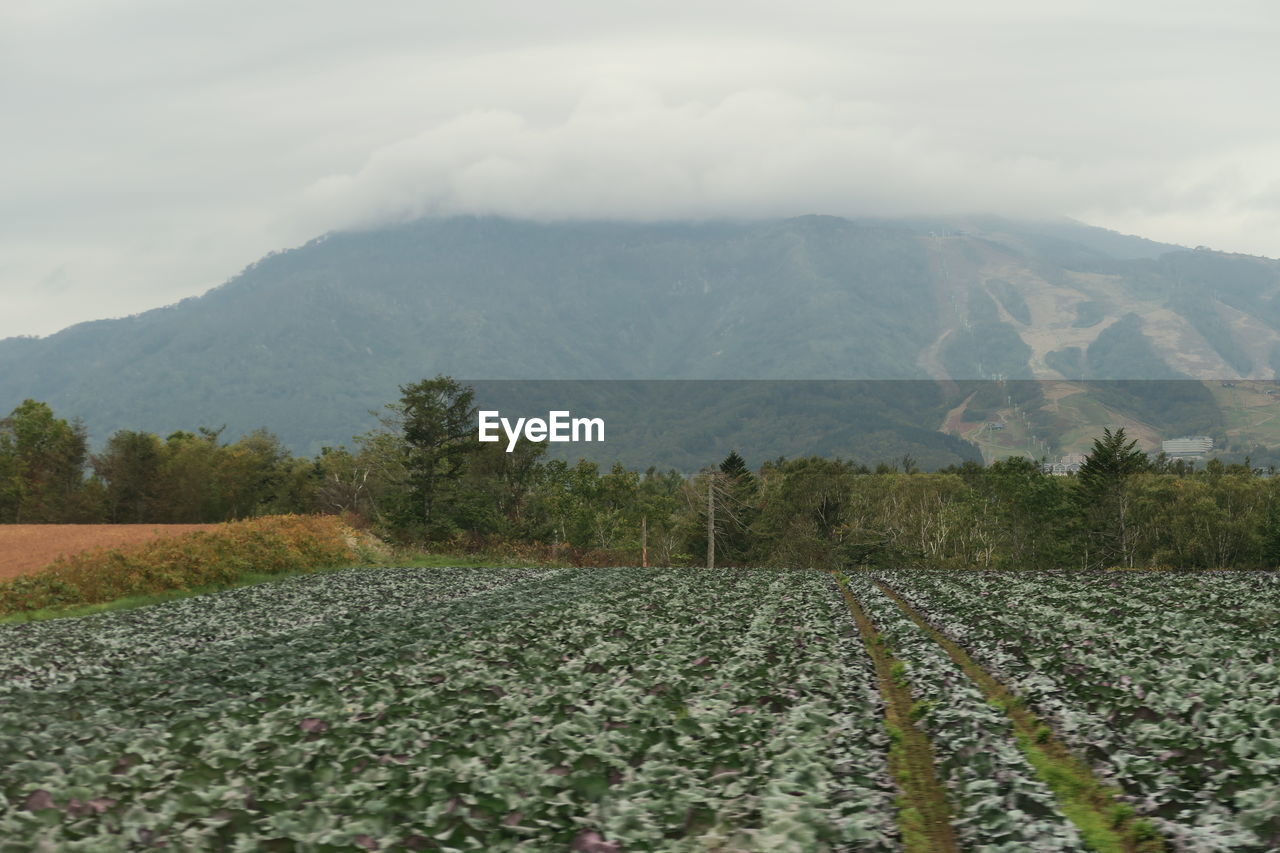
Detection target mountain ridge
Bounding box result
[4,214,1279,458]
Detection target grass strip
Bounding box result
[873,579,1165,853]
[0,553,559,625]
[0,561,364,625]
[832,572,961,852]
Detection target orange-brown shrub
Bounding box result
[0,515,356,615]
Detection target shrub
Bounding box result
[0,515,356,615]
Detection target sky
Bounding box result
[2,0,1279,339]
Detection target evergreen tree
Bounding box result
[718,450,752,482]
[715,450,758,564]
[1076,427,1148,567]
[385,376,478,538]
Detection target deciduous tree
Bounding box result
[0,400,93,522]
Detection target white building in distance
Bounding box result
[1044,453,1087,476]
[1161,436,1213,457]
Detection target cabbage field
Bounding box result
[1,567,1277,851]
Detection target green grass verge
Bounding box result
[0,561,361,625]
[387,553,555,569]
[1011,724,1133,853]
[833,573,960,852]
[0,552,569,625]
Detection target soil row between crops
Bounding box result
[832,573,961,853]
[872,578,1166,853]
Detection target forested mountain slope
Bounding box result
[3,215,1278,456]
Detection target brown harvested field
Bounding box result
[0,525,220,581]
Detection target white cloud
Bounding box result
[294,80,1198,230]
[2,1,1280,338]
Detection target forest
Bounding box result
[2,377,1278,571]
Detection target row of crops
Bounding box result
[1,566,1276,850]
[875,570,1280,851]
[1,567,897,851]
[844,574,1085,850]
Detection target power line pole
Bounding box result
[641,515,648,568]
[706,478,715,570]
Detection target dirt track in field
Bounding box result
[832,574,961,852]
[873,579,1167,852]
[0,525,219,580]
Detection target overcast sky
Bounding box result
[3,1,1279,338]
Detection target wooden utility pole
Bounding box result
[706,478,715,569]
[641,515,648,568]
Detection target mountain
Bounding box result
[3,215,1280,462]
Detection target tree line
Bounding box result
[3,380,1279,570]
